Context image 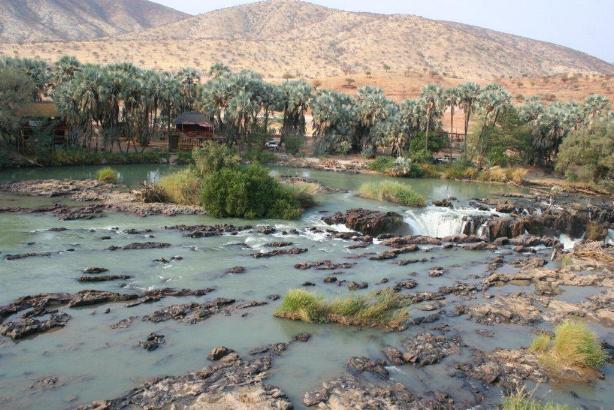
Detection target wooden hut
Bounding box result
[174,111,216,151]
[17,102,67,151]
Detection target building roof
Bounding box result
[18,102,61,119]
[175,112,214,128]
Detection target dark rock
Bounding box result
[347,281,368,290]
[428,267,446,277]
[81,353,292,409]
[256,226,277,235]
[400,333,461,366]
[225,266,246,274]
[265,241,293,247]
[68,290,138,308]
[294,332,312,342]
[323,276,338,284]
[347,356,389,379]
[382,346,405,365]
[249,343,288,356]
[110,316,139,329]
[78,275,131,282]
[302,281,316,287]
[323,208,406,236]
[294,260,355,270]
[142,298,235,324]
[393,279,418,291]
[433,199,453,208]
[0,312,71,340]
[5,252,53,261]
[112,242,171,251]
[83,267,109,274]
[252,248,308,258]
[208,346,234,361]
[267,294,281,301]
[139,333,165,351]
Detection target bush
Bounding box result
[275,288,409,329]
[192,141,239,176]
[529,320,607,371]
[244,147,276,164]
[284,132,305,155]
[156,168,201,205]
[281,181,318,209]
[358,181,426,207]
[368,156,395,173]
[201,164,303,219]
[502,389,571,410]
[96,167,118,183]
[556,119,614,182]
[386,157,424,178]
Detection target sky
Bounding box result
[154,0,613,63]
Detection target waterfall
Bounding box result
[404,206,495,237]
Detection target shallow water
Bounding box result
[0,165,612,409]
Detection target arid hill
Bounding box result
[1,0,612,102]
[0,0,188,42]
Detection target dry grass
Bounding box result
[357,181,426,207]
[95,167,118,184]
[529,320,607,375]
[156,168,201,205]
[502,389,571,410]
[274,288,409,330]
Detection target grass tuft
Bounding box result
[529,320,607,372]
[96,167,118,184]
[275,288,409,330]
[156,168,201,205]
[281,181,318,209]
[357,181,426,207]
[502,389,571,410]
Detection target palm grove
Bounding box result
[1,56,613,182]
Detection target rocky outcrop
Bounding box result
[467,295,541,325]
[303,376,455,409]
[323,209,406,236]
[82,353,292,410]
[383,333,461,367]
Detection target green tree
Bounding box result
[419,84,444,153]
[457,82,481,153]
[0,67,36,146]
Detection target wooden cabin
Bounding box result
[17,102,67,151]
[174,111,217,151]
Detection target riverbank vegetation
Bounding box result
[153,142,311,219]
[274,289,409,330]
[358,181,426,207]
[529,320,607,376]
[1,56,612,189]
[502,390,571,410]
[95,167,118,184]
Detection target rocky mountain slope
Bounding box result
[0,0,188,42]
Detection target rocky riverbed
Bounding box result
[0,167,612,409]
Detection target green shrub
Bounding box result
[281,181,318,209]
[275,288,409,329]
[156,168,201,205]
[201,164,302,219]
[502,389,571,410]
[529,320,607,371]
[358,181,426,207]
[386,157,424,178]
[368,156,395,173]
[284,133,305,155]
[244,147,276,164]
[192,141,239,176]
[96,167,118,184]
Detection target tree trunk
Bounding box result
[425,106,431,152]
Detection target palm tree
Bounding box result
[456,82,481,153]
[475,84,511,164]
[176,67,201,112]
[420,84,443,152]
[444,87,460,136]
[584,94,611,123]
[354,86,393,154]
[280,80,312,143]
